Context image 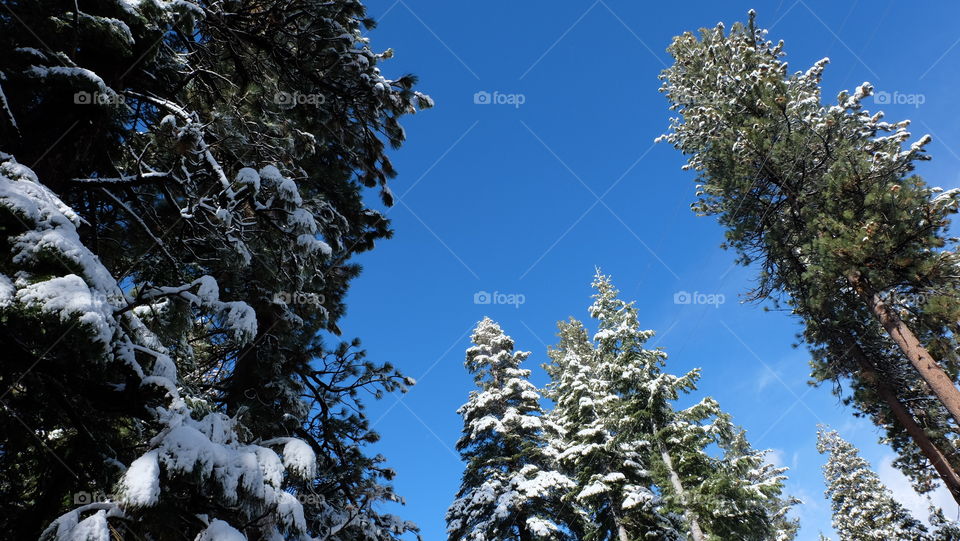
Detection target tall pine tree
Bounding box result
[595,271,797,540]
[544,316,680,540]
[658,9,960,502]
[706,427,801,540]
[587,271,694,540]
[447,317,574,541]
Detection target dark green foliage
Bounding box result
[0,0,429,538]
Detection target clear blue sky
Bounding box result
[338,1,960,539]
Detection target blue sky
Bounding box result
[337,1,960,538]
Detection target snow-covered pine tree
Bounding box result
[447,317,574,541]
[592,270,798,540]
[542,318,607,539]
[705,427,801,540]
[543,317,679,540]
[545,270,798,540]
[658,9,960,502]
[584,271,692,540]
[817,427,929,540]
[0,0,429,538]
[929,506,960,540]
[647,393,802,541]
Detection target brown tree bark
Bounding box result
[848,272,960,429]
[781,249,960,502]
[837,332,960,504]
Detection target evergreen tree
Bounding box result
[0,0,429,538]
[594,271,796,540]
[708,428,801,540]
[817,427,929,540]
[542,318,600,539]
[447,317,574,541]
[545,271,797,540]
[544,316,680,540]
[929,506,960,540]
[658,10,960,502]
[587,271,692,540]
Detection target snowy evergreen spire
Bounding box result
[546,270,798,540]
[817,427,929,540]
[447,318,574,540]
[709,427,801,540]
[545,273,684,540]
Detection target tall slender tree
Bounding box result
[447,317,574,541]
[542,318,603,539]
[658,10,960,502]
[588,271,696,540]
[595,271,797,540]
[709,427,801,540]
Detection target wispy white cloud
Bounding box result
[877,454,959,525]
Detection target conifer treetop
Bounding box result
[817,427,929,540]
[448,318,574,540]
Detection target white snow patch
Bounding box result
[69,510,110,541]
[17,275,114,346]
[121,450,161,507]
[282,438,317,479]
[195,519,246,541]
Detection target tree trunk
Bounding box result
[658,440,706,541]
[847,272,960,428]
[607,498,631,541]
[778,252,960,500]
[837,332,960,504]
